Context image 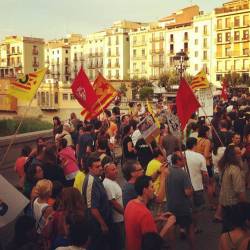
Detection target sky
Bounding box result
[0,0,226,40]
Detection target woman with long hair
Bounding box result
[43,187,85,249]
[122,124,137,161]
[218,145,246,232]
[53,116,63,137]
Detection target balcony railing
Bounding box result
[33,62,39,67]
[150,49,164,54]
[132,41,146,47]
[32,49,39,55]
[150,37,164,42]
[150,61,164,67]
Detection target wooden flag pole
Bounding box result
[0,96,35,167]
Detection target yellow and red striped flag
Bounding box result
[81,73,117,120]
[8,68,46,101]
[190,70,209,91]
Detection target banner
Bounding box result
[0,175,29,227]
[166,112,181,138]
[196,88,213,117]
[137,114,160,144]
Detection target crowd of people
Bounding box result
[1,91,250,250]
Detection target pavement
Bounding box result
[0,146,222,250]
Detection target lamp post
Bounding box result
[173,49,189,79]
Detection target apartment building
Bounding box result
[191,12,217,83]
[0,36,44,78]
[215,0,250,84]
[104,20,142,81]
[129,26,150,79]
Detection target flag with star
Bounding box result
[190,69,209,91]
[8,68,46,101]
[81,73,118,120]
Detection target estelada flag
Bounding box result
[190,69,209,91]
[8,68,46,101]
[221,80,228,101]
[176,78,201,130]
[71,67,98,110]
[81,73,117,120]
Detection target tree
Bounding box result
[223,72,241,88]
[139,86,154,100]
[119,82,127,96]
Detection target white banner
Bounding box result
[196,88,213,117]
[166,112,181,138]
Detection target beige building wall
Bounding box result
[215,0,250,85]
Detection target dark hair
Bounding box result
[190,122,198,131]
[152,148,163,158]
[130,119,138,131]
[12,215,36,246]
[122,125,132,138]
[141,232,163,250]
[21,146,31,157]
[97,138,109,151]
[59,138,68,149]
[122,160,138,181]
[198,125,210,138]
[186,137,197,150]
[53,116,61,125]
[121,115,129,122]
[42,143,57,165]
[218,144,240,171]
[86,153,100,169]
[134,175,152,196]
[171,152,182,165]
[51,181,63,200]
[104,109,112,118]
[219,120,229,130]
[66,213,89,246]
[26,163,43,183]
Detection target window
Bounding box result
[184,32,188,40]
[195,51,198,57]
[70,94,75,100]
[217,33,222,42]
[216,74,222,81]
[133,63,136,71]
[203,51,208,60]
[142,49,145,56]
[116,47,119,56]
[203,38,207,48]
[108,48,111,57]
[142,35,145,43]
[63,93,68,100]
[217,19,222,29]
[195,39,198,45]
[57,50,59,54]
[243,48,249,56]
[133,36,137,45]
[116,36,119,45]
[115,70,119,79]
[226,32,231,42]
[203,25,208,35]
[243,30,249,40]
[54,93,58,104]
[225,47,231,56]
[225,18,231,28]
[170,44,174,53]
[108,37,111,45]
[142,62,145,73]
[195,64,198,71]
[184,42,188,53]
[195,27,198,33]
[133,49,136,57]
[170,34,174,42]
[234,31,240,41]
[234,16,240,27]
[108,70,111,79]
[65,50,68,54]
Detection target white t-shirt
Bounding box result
[131,129,142,146]
[185,150,207,191]
[103,178,124,223]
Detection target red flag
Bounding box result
[221,80,228,101]
[176,78,201,130]
[80,73,117,120]
[71,67,98,110]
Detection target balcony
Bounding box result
[80,57,84,62]
[65,70,71,75]
[88,64,95,69]
[107,63,111,68]
[150,61,164,67]
[150,37,164,42]
[114,63,120,68]
[65,61,70,66]
[132,55,147,60]
[32,49,39,55]
[168,51,175,56]
[150,49,164,55]
[33,62,39,67]
[114,74,120,79]
[183,37,189,41]
[150,75,159,80]
[73,57,77,62]
[132,41,146,47]
[169,39,174,43]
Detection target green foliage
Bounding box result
[139,86,154,100]
[223,71,249,87]
[119,83,128,96]
[0,117,53,136]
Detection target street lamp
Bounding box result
[173,49,189,79]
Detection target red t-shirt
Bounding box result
[124,199,157,250]
[14,156,27,178]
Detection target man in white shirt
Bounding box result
[185,137,207,233]
[103,162,124,250]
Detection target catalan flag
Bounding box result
[81,73,117,120]
[8,68,46,101]
[190,70,209,91]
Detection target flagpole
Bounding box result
[0,96,35,167]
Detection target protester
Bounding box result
[53,116,63,137]
[122,124,137,161]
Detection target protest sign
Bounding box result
[166,112,181,138]
[0,175,29,227]
[138,114,160,143]
[196,88,213,117]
